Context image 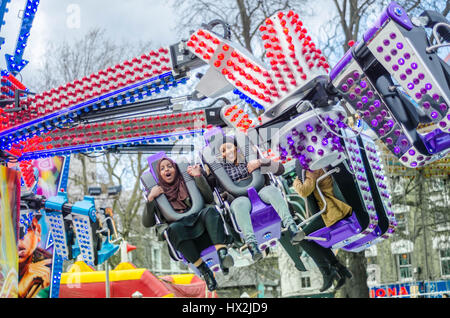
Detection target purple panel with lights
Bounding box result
[273,106,348,171]
[247,187,281,252]
[364,2,449,131]
[330,1,449,168]
[307,129,381,250]
[341,134,397,252]
[331,57,409,155]
[329,50,448,168]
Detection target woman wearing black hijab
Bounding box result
[142,157,233,291]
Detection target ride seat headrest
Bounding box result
[141,152,204,222]
[201,130,264,196]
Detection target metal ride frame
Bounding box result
[2,1,450,297]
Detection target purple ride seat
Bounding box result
[144,152,223,273]
[340,225,382,252]
[199,246,221,272]
[175,245,222,276]
[202,127,282,252]
[247,187,282,251]
[307,212,362,249]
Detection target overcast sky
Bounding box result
[0,0,392,88]
[0,0,181,82]
[1,1,445,87]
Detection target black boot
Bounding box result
[319,264,341,292]
[335,262,353,279]
[334,275,346,290]
[247,242,263,262]
[217,248,234,272]
[333,262,352,290]
[197,262,217,292]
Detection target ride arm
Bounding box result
[419,10,450,42]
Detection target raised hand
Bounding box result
[147,185,164,202]
[187,164,202,177]
[18,259,51,298]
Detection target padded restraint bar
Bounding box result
[201,129,265,196]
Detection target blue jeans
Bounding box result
[230,185,295,244]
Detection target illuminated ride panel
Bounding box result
[4,3,449,267]
[329,1,450,168]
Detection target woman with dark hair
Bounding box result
[216,139,302,262]
[293,164,353,292]
[142,157,233,291]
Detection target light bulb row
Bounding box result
[187,10,328,110]
[0,46,174,143]
[9,111,206,160]
[0,75,186,149]
[341,130,380,240]
[361,135,397,240]
[368,22,448,129]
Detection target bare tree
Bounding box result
[27,27,151,93]
[386,167,449,279]
[29,27,156,268]
[172,0,311,57]
[98,152,147,241]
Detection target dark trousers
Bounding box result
[298,216,340,271]
[170,208,226,264]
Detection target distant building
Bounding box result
[215,249,282,298]
[278,244,334,298]
[366,175,450,298]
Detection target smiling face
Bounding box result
[220,142,237,163]
[159,159,177,184]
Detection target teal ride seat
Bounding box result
[97,239,120,265]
